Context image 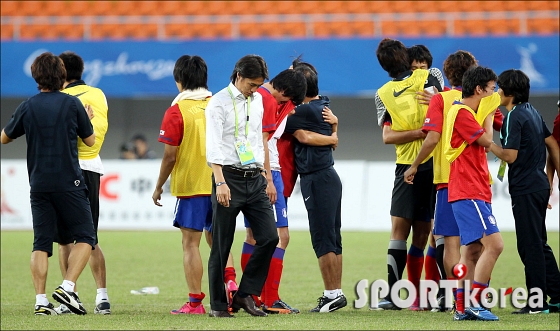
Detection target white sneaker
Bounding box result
[54,303,74,315]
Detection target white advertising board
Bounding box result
[1,160,558,231]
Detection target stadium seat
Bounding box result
[53,24,85,40]
[0,1,18,16]
[89,1,117,17]
[528,1,558,11]
[417,19,448,37]
[487,18,520,36]
[380,20,420,37]
[527,17,559,35]
[454,19,489,36]
[1,23,14,40]
[19,23,53,40]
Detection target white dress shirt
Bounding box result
[206,82,264,168]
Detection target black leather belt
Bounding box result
[222,165,262,178]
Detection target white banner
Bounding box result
[1,160,558,231]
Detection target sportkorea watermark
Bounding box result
[354,279,545,310]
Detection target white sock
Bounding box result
[36,294,49,306]
[337,289,344,296]
[324,289,338,299]
[96,288,109,304]
[62,280,75,292]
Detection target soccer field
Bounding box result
[1,230,559,330]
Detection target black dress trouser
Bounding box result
[512,189,560,308]
[208,171,279,311]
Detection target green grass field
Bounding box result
[1,230,559,330]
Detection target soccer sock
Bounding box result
[456,289,464,313]
[424,244,439,283]
[240,242,261,306]
[62,280,75,292]
[224,267,237,285]
[407,244,424,294]
[263,247,285,307]
[96,288,109,305]
[337,289,344,296]
[472,281,488,307]
[387,240,407,300]
[435,237,447,297]
[324,289,338,299]
[240,242,254,272]
[36,294,49,306]
[189,292,205,307]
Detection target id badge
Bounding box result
[234,138,256,165]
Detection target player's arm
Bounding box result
[152,144,177,207]
[1,129,13,144]
[404,130,440,184]
[263,131,277,205]
[82,133,95,147]
[382,125,426,145]
[293,129,337,147]
[475,112,495,149]
[545,135,560,186]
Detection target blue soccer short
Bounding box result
[433,188,460,237]
[244,170,288,228]
[451,199,500,246]
[173,196,212,232]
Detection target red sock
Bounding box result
[424,245,439,282]
[224,267,237,285]
[241,242,254,272]
[472,281,488,307]
[189,292,205,307]
[263,248,285,307]
[407,245,424,292]
[456,289,464,313]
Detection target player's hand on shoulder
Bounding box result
[85,104,94,120]
[323,106,338,124]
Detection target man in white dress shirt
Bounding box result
[205,54,279,318]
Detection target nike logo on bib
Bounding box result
[73,91,88,97]
[393,85,412,97]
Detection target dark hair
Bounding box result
[132,133,147,142]
[270,69,307,105]
[173,55,208,91]
[462,66,498,98]
[497,69,530,104]
[443,50,478,87]
[376,38,409,78]
[31,52,66,91]
[58,51,84,82]
[292,56,319,97]
[407,45,433,68]
[230,54,268,83]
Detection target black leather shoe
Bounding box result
[232,293,267,317]
[209,310,234,318]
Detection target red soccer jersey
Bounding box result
[278,132,297,197]
[448,108,492,203]
[158,104,183,146]
[553,113,560,144]
[258,86,278,137]
[423,93,445,134]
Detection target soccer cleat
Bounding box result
[453,310,472,321]
[512,306,549,314]
[170,302,206,315]
[408,296,428,311]
[34,303,58,315]
[431,294,451,312]
[309,294,347,313]
[94,300,112,315]
[464,306,499,321]
[376,298,402,310]
[549,302,560,313]
[54,303,74,315]
[226,280,238,308]
[52,286,87,315]
[264,299,300,314]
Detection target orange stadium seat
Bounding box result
[487,18,520,36]
[416,19,448,37]
[454,19,489,36]
[0,1,19,16]
[527,17,559,35]
[380,20,421,37]
[19,23,52,40]
[52,23,85,40]
[527,1,558,11]
[1,23,14,40]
